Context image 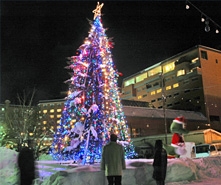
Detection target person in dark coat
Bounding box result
[101,133,126,185]
[18,140,36,185]
[152,140,167,185]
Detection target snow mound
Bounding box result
[0,147,19,185]
[195,157,221,178]
[36,157,221,185]
[0,147,221,185]
[167,158,197,182]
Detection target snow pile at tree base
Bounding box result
[37,157,221,185]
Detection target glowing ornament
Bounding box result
[92,2,104,20]
[68,91,82,99]
[72,122,84,135]
[76,49,81,56]
[87,104,99,115]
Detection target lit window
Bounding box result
[177,69,185,76]
[124,78,135,87]
[166,86,172,90]
[137,95,142,99]
[191,57,199,63]
[148,66,162,77]
[173,83,179,88]
[150,91,156,95]
[157,89,162,93]
[43,110,47,114]
[131,128,141,137]
[50,115,54,118]
[50,109,54,113]
[57,120,60,123]
[163,62,175,73]
[57,114,61,118]
[43,121,47,124]
[136,73,147,83]
[57,109,62,112]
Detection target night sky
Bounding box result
[1,1,221,105]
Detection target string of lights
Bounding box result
[185,0,221,33]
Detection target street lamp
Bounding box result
[160,73,167,144]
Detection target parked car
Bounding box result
[193,144,210,158]
[135,145,154,159]
[193,143,221,158]
[210,143,221,156]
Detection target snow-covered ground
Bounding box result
[0,147,221,185]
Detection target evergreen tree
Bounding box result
[50,2,135,164]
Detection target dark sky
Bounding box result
[1,1,221,105]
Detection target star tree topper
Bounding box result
[92,2,104,20]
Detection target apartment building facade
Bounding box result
[121,45,221,131]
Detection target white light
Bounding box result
[201,17,205,22]
[186,4,190,9]
[215,29,219,34]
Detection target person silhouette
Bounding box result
[101,133,126,185]
[152,140,167,185]
[18,140,36,185]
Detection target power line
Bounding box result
[185,0,221,33]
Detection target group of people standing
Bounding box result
[17,135,167,185]
[16,116,189,185]
[100,134,167,185]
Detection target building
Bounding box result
[37,99,208,139]
[0,100,56,149]
[121,45,221,131]
[123,105,208,138]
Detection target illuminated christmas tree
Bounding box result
[50,2,135,164]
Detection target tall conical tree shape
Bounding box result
[50,2,135,164]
